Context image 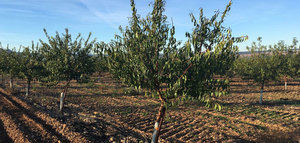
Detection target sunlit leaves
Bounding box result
[39,28,95,85]
[19,42,45,81]
[179,1,245,109]
[235,37,283,86]
[106,0,243,111]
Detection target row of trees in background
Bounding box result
[0,0,299,142]
[233,37,300,104]
[0,29,102,112]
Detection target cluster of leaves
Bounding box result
[39,29,96,86]
[93,41,109,74]
[0,45,25,89]
[0,46,8,82]
[271,38,300,80]
[106,0,181,104]
[1,47,22,80]
[179,2,246,107]
[19,43,45,81]
[106,0,246,109]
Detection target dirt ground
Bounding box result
[0,73,299,143]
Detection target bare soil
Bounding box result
[0,73,299,143]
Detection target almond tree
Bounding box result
[180,1,246,106]
[288,38,300,79]
[19,42,45,95]
[92,41,108,82]
[106,0,245,142]
[2,47,22,89]
[39,29,95,112]
[106,1,182,141]
[0,46,7,86]
[235,37,283,104]
[273,38,300,90]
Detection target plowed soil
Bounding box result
[0,73,299,143]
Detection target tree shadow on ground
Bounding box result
[67,92,126,98]
[250,100,300,107]
[255,128,300,143]
[69,103,154,142]
[9,90,150,142]
[0,118,13,143]
[220,99,300,107]
[71,120,109,143]
[229,89,295,94]
[0,91,71,142]
[219,133,255,143]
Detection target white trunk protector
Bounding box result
[285,81,287,90]
[151,121,159,143]
[59,92,65,111]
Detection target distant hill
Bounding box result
[238,49,299,57]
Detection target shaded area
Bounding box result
[220,99,300,107]
[0,119,13,143]
[250,100,300,106]
[0,105,45,143]
[71,121,109,143]
[229,89,292,94]
[219,133,255,143]
[255,128,300,143]
[15,91,149,142]
[0,91,71,143]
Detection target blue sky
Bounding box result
[0,0,299,51]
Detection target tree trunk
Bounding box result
[151,103,166,143]
[59,91,65,112]
[259,84,264,104]
[284,81,287,90]
[26,79,31,96]
[9,77,13,89]
[284,76,287,91]
[59,81,70,112]
[1,74,3,86]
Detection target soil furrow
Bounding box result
[1,93,66,142]
[0,111,30,143]
[0,112,14,143]
[171,120,203,140]
[160,119,193,140]
[0,92,70,143]
[92,110,152,141]
[6,91,91,143]
[195,108,291,132]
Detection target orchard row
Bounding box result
[0,0,299,142]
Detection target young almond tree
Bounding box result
[287,38,300,79]
[180,1,246,107]
[92,41,109,82]
[19,42,45,95]
[3,47,22,89]
[107,1,182,141]
[235,37,283,104]
[273,38,300,90]
[39,29,95,112]
[106,0,245,142]
[0,46,7,86]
